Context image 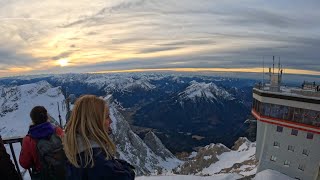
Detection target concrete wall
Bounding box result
[256,121,320,180]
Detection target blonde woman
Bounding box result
[64,95,135,180]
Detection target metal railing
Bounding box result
[3,136,31,180]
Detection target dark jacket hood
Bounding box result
[28,122,55,139]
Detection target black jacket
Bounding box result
[66,148,135,180]
[0,136,20,180]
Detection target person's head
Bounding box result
[30,106,48,125]
[64,95,116,168]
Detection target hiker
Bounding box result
[63,95,135,180]
[19,106,66,180]
[0,136,20,180]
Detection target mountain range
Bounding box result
[0,77,295,179]
[0,73,256,153]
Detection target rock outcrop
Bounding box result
[109,103,182,175]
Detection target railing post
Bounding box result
[9,142,23,180]
[3,137,27,180]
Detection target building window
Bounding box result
[288,145,295,152]
[298,164,305,171]
[307,133,314,140]
[270,156,277,162]
[302,149,310,156]
[264,103,271,116]
[276,126,283,132]
[291,129,298,136]
[273,141,280,148]
[284,160,291,167]
[293,108,303,123]
[284,107,294,121]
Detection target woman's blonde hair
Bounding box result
[63,95,116,167]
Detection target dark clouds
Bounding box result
[0,48,40,69]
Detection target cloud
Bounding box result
[0,0,319,77]
[51,51,74,60]
[0,48,40,69]
[139,46,182,54]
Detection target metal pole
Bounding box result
[262,56,265,88]
[9,143,23,180]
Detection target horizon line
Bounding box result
[1,67,320,79]
[93,68,320,76]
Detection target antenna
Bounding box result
[273,56,275,74]
[262,56,265,88]
[57,102,62,128]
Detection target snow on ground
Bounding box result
[137,169,295,180]
[200,139,256,176]
[137,173,242,180]
[188,151,198,159]
[4,143,31,180]
[253,169,294,180]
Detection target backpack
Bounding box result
[34,133,66,180]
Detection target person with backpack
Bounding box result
[63,95,135,180]
[19,106,66,180]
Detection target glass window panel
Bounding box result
[284,107,294,121]
[303,110,315,125]
[256,100,260,113]
[264,103,271,116]
[259,102,264,114]
[270,104,278,118]
[314,112,320,127]
[293,108,303,123]
[278,105,285,119]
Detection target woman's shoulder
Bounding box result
[68,149,135,180]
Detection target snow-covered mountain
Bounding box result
[0,81,67,137]
[1,80,294,179]
[137,169,295,180]
[178,81,234,102]
[0,81,181,176]
[108,100,181,175]
[52,73,157,93]
[175,137,257,177]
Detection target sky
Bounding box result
[0,0,319,77]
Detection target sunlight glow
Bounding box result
[57,59,69,67]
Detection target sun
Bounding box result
[57,59,69,67]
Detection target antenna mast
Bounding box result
[262,56,265,88]
[273,56,275,74]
